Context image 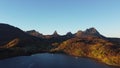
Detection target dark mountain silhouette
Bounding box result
[85,28,100,35]
[84,28,106,38]
[74,28,105,39]
[66,32,72,36]
[52,31,59,37]
[26,28,104,40]
[0,23,26,43]
[0,23,51,59]
[65,32,73,38]
[44,31,60,39]
[0,23,45,47]
[26,30,44,38]
[0,23,120,67]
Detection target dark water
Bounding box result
[0,53,117,68]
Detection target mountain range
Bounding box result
[0,23,119,67]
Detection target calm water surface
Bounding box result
[0,53,118,68]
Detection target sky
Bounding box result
[0,0,120,37]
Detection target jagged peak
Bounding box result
[26,30,43,36]
[66,32,73,36]
[66,32,72,35]
[53,30,59,36]
[75,30,83,37]
[85,27,100,35]
[27,30,38,33]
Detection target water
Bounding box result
[0,53,117,68]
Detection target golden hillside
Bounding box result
[51,37,120,66]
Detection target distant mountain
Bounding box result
[26,30,44,38]
[26,30,73,43]
[26,28,105,40]
[74,28,105,39]
[52,31,59,37]
[85,28,100,35]
[0,23,120,67]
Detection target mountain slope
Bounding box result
[50,28,120,66]
[26,30,44,38]
[51,36,120,66]
[0,23,51,59]
[0,23,120,67]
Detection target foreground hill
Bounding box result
[0,23,51,59]
[51,37,120,66]
[0,23,120,67]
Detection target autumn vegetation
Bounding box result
[51,36,120,66]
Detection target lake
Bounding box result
[0,53,117,68]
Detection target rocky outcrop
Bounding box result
[26,30,44,38]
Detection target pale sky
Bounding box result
[0,0,120,37]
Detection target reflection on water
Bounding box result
[0,53,118,68]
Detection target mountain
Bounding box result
[26,27,106,41]
[26,30,74,44]
[26,30,44,38]
[0,23,44,47]
[0,23,120,67]
[85,28,100,35]
[0,23,27,43]
[0,23,51,59]
[27,27,105,41]
[50,28,120,66]
[74,28,105,39]
[52,31,59,37]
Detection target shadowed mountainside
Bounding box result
[0,23,53,59]
[0,23,120,67]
